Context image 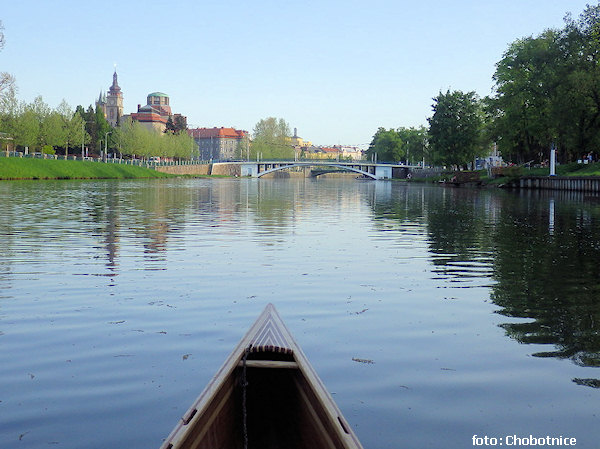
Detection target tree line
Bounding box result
[369,3,600,168]
[0,94,195,159]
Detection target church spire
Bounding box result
[110,69,121,93]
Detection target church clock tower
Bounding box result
[106,70,123,127]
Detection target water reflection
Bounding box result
[370,185,600,383]
[489,191,600,373]
[0,179,598,385]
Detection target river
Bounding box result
[0,178,598,448]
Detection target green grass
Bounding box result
[0,157,173,180]
[415,162,600,186]
[513,162,600,177]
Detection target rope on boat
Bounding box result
[242,344,252,449]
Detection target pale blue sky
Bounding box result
[1,0,594,146]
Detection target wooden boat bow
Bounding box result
[160,303,364,449]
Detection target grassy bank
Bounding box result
[0,157,173,180]
[525,162,600,177]
[484,162,600,185]
[414,162,600,186]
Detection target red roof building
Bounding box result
[188,127,249,160]
[129,92,186,133]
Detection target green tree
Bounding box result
[120,118,152,158]
[236,133,250,160]
[251,117,293,159]
[172,131,195,158]
[13,107,39,151]
[489,5,600,163]
[83,105,97,153]
[40,111,65,152]
[428,90,483,168]
[397,126,429,165]
[174,115,187,133]
[56,100,83,157]
[95,106,111,156]
[366,127,404,162]
[165,116,177,134]
[558,5,600,160]
[491,31,562,163]
[66,109,89,157]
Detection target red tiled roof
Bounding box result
[130,112,168,124]
[189,127,248,139]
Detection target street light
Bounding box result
[104,131,112,161]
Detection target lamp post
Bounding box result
[550,143,556,176]
[104,131,112,161]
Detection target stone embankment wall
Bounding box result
[519,176,600,192]
[211,163,241,177]
[155,164,211,176]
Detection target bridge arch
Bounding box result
[257,163,377,179]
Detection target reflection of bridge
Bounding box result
[233,161,416,179]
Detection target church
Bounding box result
[96,70,123,127]
[96,70,186,132]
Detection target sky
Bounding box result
[1,0,596,147]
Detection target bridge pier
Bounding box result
[241,163,259,177]
[374,165,392,179]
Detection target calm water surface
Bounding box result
[0,178,598,448]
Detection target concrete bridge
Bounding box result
[236,160,415,179]
[155,160,422,179]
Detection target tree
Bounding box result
[120,118,152,158]
[40,111,66,151]
[366,127,404,162]
[0,73,15,106]
[0,78,18,148]
[95,106,111,155]
[251,117,293,159]
[397,126,428,165]
[236,133,250,160]
[165,116,177,134]
[558,5,600,160]
[58,102,89,157]
[428,90,483,168]
[13,107,39,151]
[174,115,187,133]
[0,20,16,111]
[491,31,562,163]
[489,5,600,163]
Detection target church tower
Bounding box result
[106,70,123,127]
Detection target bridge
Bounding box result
[233,160,415,179]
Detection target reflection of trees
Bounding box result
[425,188,497,278]
[370,186,497,279]
[81,180,196,267]
[249,180,299,235]
[371,185,600,379]
[490,193,600,369]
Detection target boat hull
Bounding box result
[160,304,363,449]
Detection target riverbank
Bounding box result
[0,157,173,180]
[413,162,600,189]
